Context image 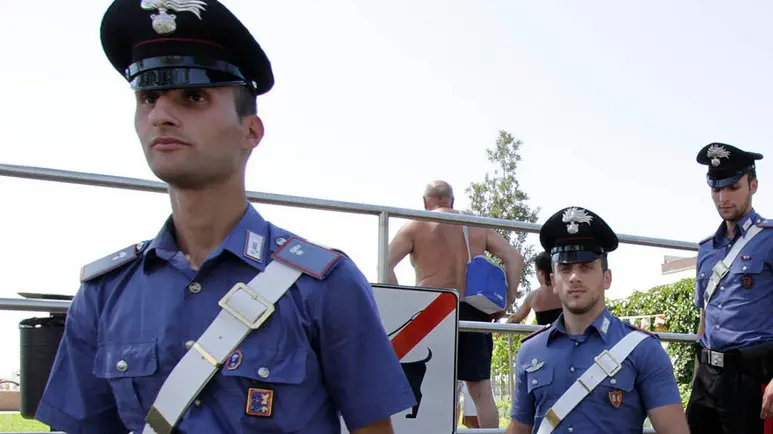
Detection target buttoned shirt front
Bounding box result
[35,205,416,434]
[694,208,773,352]
[511,309,681,433]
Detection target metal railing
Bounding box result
[0,163,697,434]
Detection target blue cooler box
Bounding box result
[463,255,507,315]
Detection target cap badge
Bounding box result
[140,0,207,35]
[706,144,730,167]
[562,207,593,234]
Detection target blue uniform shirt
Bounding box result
[694,208,773,352]
[510,308,681,434]
[35,205,416,434]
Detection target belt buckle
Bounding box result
[712,261,729,280]
[709,350,724,368]
[218,282,275,329]
[594,350,621,377]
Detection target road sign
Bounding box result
[341,284,459,434]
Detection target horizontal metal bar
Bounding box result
[0,298,698,343]
[0,163,699,251]
[458,320,698,343]
[0,298,70,314]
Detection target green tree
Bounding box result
[465,130,540,300]
[607,277,700,406]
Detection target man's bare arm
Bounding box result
[485,228,525,310]
[505,419,532,434]
[648,403,690,434]
[506,291,534,324]
[351,417,394,434]
[386,225,414,285]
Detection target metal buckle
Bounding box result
[709,350,724,368]
[713,261,729,280]
[594,350,621,377]
[218,282,275,329]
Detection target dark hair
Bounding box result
[748,168,757,184]
[233,85,257,118]
[535,251,552,282]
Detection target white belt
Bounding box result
[142,261,303,434]
[536,330,648,434]
[703,224,763,305]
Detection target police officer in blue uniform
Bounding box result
[687,142,773,433]
[33,1,416,433]
[506,206,688,434]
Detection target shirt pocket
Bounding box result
[93,340,159,429]
[596,363,636,409]
[730,257,765,290]
[525,364,555,397]
[219,346,316,433]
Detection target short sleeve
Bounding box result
[34,284,127,434]
[510,347,535,424]
[313,259,416,431]
[634,337,683,411]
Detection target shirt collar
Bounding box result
[713,208,760,244]
[548,308,612,344]
[142,204,270,273]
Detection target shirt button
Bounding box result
[570,367,575,372]
[700,272,705,278]
[568,427,574,432]
[188,282,202,294]
[259,367,270,378]
[194,399,201,407]
[720,286,725,291]
[718,304,722,310]
[743,265,748,271]
[531,379,538,385]
[185,340,195,350]
[116,360,128,372]
[610,379,617,385]
[715,324,720,329]
[574,342,579,346]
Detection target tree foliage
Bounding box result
[607,277,700,405]
[465,130,540,299]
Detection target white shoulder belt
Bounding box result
[142,260,303,434]
[703,224,763,305]
[536,330,648,434]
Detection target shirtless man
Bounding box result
[506,251,563,326]
[387,180,524,428]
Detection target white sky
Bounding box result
[1,0,772,377]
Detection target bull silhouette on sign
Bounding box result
[388,311,433,419]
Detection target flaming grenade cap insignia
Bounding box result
[706,144,730,167]
[140,0,208,35]
[562,207,593,234]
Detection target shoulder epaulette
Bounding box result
[756,219,773,228]
[271,236,344,280]
[623,321,659,339]
[520,325,550,343]
[80,241,147,283]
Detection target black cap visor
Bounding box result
[551,244,605,264]
[127,56,253,92]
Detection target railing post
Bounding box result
[377,211,390,283]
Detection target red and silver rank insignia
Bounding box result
[608,391,623,408]
[742,275,753,289]
[246,388,274,417]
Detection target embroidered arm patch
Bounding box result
[271,236,343,279]
[80,243,140,282]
